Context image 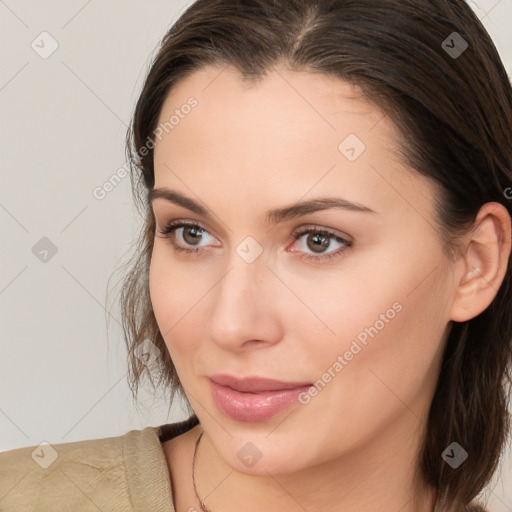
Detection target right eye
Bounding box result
[157,220,220,255]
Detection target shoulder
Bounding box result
[0,426,159,512]
[0,416,199,512]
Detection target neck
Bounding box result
[192,415,438,512]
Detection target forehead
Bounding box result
[156,64,386,142]
[152,64,436,223]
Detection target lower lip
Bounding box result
[209,380,312,422]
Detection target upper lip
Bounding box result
[209,374,312,392]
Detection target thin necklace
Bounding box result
[192,430,214,512]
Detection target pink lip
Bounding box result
[209,374,313,422]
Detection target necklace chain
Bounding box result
[192,430,214,512]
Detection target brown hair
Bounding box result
[107,0,512,509]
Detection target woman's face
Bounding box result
[150,65,456,475]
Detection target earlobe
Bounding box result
[449,202,511,323]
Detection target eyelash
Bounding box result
[156,220,353,262]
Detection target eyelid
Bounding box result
[156,217,220,240]
[156,218,351,244]
[156,215,228,244]
[290,224,353,243]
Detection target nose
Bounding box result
[207,255,283,352]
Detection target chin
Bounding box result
[212,434,311,476]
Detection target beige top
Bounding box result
[0,415,199,512]
[0,414,489,511]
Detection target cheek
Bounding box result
[149,247,203,356]
[281,239,449,365]
[296,250,451,453]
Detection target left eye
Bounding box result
[290,228,352,261]
[156,221,352,262]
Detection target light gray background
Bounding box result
[1,0,511,508]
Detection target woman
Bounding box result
[1,0,511,510]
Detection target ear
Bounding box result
[450,202,511,322]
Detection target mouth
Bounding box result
[208,374,313,422]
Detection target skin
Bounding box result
[149,64,511,512]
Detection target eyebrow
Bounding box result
[148,187,377,224]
